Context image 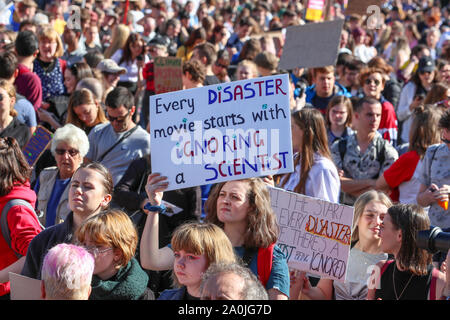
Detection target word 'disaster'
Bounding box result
[268,187,354,282]
[149,74,293,191]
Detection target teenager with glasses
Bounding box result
[34,124,89,227]
[22,162,113,281]
[359,67,399,147]
[85,86,150,186]
[76,208,154,300]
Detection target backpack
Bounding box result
[338,136,386,177]
[1,199,43,258]
[242,244,275,288]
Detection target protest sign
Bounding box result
[268,186,354,282]
[22,125,53,167]
[305,0,325,21]
[278,19,344,70]
[154,56,183,94]
[345,0,383,16]
[9,272,42,300]
[149,74,294,191]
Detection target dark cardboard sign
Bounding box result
[22,125,53,166]
[278,19,345,70]
[345,0,383,16]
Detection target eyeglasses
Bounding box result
[107,110,131,123]
[365,78,381,86]
[85,246,113,259]
[55,148,80,157]
[215,61,228,69]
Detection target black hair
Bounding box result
[105,86,134,110]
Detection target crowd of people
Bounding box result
[0,0,449,301]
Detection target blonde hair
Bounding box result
[104,24,130,59]
[0,79,17,117]
[76,209,138,268]
[351,190,392,243]
[205,178,279,248]
[171,222,236,287]
[38,25,64,58]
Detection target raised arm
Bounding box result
[139,173,175,271]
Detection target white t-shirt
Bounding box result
[281,153,341,203]
[111,49,150,83]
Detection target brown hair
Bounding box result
[409,104,443,157]
[66,88,107,130]
[358,67,386,87]
[387,204,432,276]
[205,178,279,248]
[325,95,353,128]
[183,58,206,84]
[0,79,17,117]
[280,108,332,194]
[0,137,31,196]
[423,82,449,105]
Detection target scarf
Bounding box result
[89,258,149,300]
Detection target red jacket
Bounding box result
[0,182,41,296]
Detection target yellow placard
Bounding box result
[305,8,323,21]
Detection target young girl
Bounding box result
[325,95,354,149]
[140,175,290,300]
[21,162,113,280]
[278,107,340,203]
[65,89,108,136]
[157,222,236,300]
[290,190,392,300]
[76,209,152,300]
[367,204,449,300]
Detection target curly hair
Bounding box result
[205,178,279,248]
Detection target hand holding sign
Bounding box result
[269,186,354,282]
[144,173,169,207]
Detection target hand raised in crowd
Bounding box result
[262,175,275,187]
[144,173,169,207]
[289,270,310,300]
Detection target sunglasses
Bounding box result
[365,78,381,86]
[215,61,228,69]
[55,148,80,157]
[107,110,131,123]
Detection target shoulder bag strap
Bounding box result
[1,199,42,258]
[97,125,139,162]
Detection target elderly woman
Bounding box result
[33,124,89,227]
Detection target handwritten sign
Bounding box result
[268,187,354,282]
[22,125,53,166]
[154,56,183,94]
[149,74,294,191]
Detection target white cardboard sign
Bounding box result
[268,186,354,282]
[149,74,294,190]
